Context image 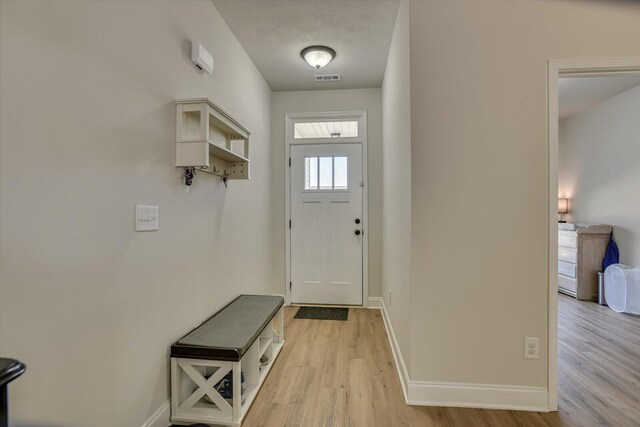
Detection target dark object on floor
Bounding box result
[294,306,348,321]
[598,271,607,306]
[0,358,26,427]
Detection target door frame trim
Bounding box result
[284,111,369,307]
[546,57,640,411]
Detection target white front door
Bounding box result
[290,143,363,305]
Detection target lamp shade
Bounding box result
[558,198,569,214]
[301,46,335,69]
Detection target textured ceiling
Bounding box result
[559,75,640,119]
[212,0,400,91]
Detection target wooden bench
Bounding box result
[170,295,284,426]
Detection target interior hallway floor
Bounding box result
[556,293,640,426]
[242,297,640,426]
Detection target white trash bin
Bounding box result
[604,264,640,314]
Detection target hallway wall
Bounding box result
[0,1,273,425]
[407,0,640,391]
[381,0,412,371]
[271,88,383,299]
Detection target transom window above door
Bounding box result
[305,156,348,190]
[294,121,358,139]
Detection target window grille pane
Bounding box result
[304,156,349,190]
[319,157,333,189]
[334,157,348,189]
[305,157,318,189]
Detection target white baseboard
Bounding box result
[407,381,548,411]
[373,297,410,402]
[374,298,549,412]
[142,400,170,427]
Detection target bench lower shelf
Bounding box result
[170,306,284,426]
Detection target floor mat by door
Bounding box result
[294,306,349,321]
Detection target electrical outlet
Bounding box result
[524,337,539,359]
[388,289,392,306]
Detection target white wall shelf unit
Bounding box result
[176,98,251,180]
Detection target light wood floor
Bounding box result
[243,296,640,426]
[556,293,640,426]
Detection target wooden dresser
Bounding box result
[558,224,611,300]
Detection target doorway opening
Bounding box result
[547,58,640,417]
[284,112,368,306]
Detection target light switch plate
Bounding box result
[135,205,159,231]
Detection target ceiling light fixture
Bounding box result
[301,46,336,69]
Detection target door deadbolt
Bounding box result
[355,218,361,224]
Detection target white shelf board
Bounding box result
[240,341,283,421]
[179,139,249,162]
[239,384,259,416]
[208,141,249,163]
[178,139,249,163]
[258,337,271,357]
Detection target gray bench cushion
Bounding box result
[171,295,284,361]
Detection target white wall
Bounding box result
[407,0,640,389]
[559,85,640,266]
[381,0,412,369]
[271,89,383,298]
[0,1,273,426]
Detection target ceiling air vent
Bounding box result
[314,73,341,82]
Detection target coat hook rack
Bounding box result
[189,166,230,187]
